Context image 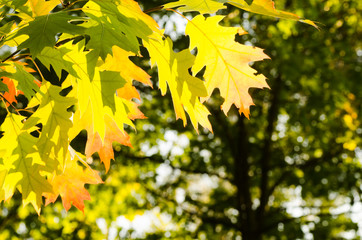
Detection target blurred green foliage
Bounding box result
[0,0,361,239]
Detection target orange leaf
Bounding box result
[117,82,141,100]
[44,158,103,212]
[2,77,19,107]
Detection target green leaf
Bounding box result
[15,12,84,57]
[0,0,28,15]
[84,15,139,60]
[83,0,160,53]
[0,80,8,92]
[0,21,14,37]
[11,63,39,101]
[37,46,79,78]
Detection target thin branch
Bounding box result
[55,36,78,47]
[1,49,21,63]
[261,210,354,233]
[125,153,231,181]
[267,146,344,198]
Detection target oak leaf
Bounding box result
[1,77,18,106]
[186,15,269,117]
[71,106,132,173]
[100,46,152,100]
[0,114,53,214]
[37,46,79,79]
[83,0,161,56]
[44,155,103,212]
[15,12,84,57]
[0,62,40,102]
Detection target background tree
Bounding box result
[1,0,361,239]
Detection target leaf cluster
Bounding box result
[0,0,315,213]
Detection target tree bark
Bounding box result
[257,75,282,236]
[233,117,259,239]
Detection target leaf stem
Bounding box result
[144,6,164,14]
[28,57,45,82]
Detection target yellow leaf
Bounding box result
[26,0,59,17]
[164,0,317,28]
[186,15,269,117]
[227,0,318,28]
[60,41,129,140]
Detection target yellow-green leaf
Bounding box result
[24,82,76,170]
[0,114,53,213]
[144,34,212,132]
[164,0,227,14]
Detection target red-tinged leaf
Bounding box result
[70,106,132,172]
[122,100,147,121]
[44,157,103,212]
[1,77,41,107]
[186,15,270,117]
[0,62,39,106]
[85,114,132,172]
